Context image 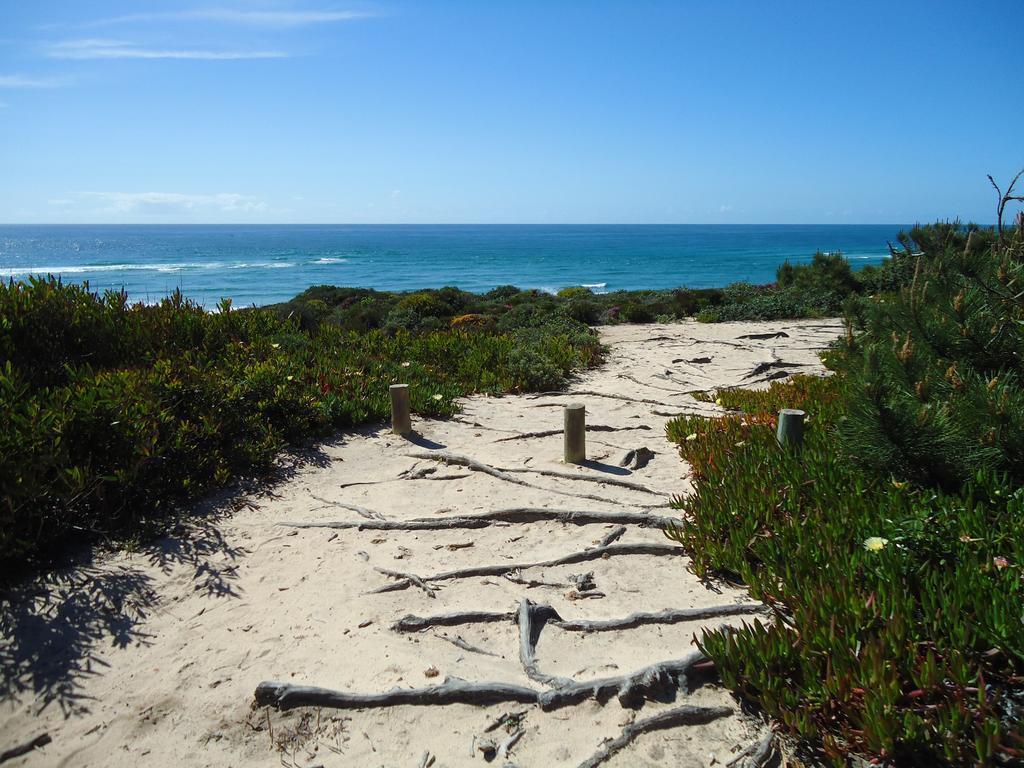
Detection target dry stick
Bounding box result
[484,709,528,733]
[591,526,626,549]
[498,729,524,759]
[435,632,499,657]
[0,734,52,765]
[408,450,665,497]
[367,542,684,595]
[518,599,574,688]
[725,732,775,768]
[493,424,652,443]
[375,567,437,598]
[281,506,681,533]
[576,704,733,768]
[309,495,385,520]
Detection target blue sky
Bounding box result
[1,0,1021,224]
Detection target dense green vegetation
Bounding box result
[0,280,600,574]
[269,248,900,331]
[666,213,1023,764]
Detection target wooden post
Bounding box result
[564,404,586,463]
[776,408,805,449]
[390,384,412,435]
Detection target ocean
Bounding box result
[0,224,906,307]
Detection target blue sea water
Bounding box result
[0,224,906,307]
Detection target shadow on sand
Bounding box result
[0,439,336,718]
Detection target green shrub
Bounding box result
[0,279,602,574]
[666,375,1023,764]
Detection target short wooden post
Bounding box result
[564,404,586,463]
[390,384,412,435]
[776,408,805,449]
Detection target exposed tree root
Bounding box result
[525,390,681,408]
[255,652,707,713]
[493,424,652,443]
[552,604,766,632]
[254,678,539,711]
[367,541,684,594]
[518,599,574,687]
[1,734,52,765]
[576,704,733,768]
[374,567,437,598]
[737,331,789,340]
[281,506,680,533]
[536,651,706,709]
[497,467,663,496]
[404,451,642,506]
[391,602,763,635]
[392,610,512,632]
[591,526,626,549]
[407,450,665,496]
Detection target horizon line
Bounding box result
[0,221,925,227]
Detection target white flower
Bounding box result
[432,394,443,401]
[685,433,698,442]
[863,536,889,552]
[401,361,411,367]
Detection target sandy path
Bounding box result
[1,319,843,768]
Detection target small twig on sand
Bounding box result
[309,494,385,520]
[484,709,528,733]
[435,633,499,657]
[374,567,437,598]
[726,731,775,768]
[591,527,626,549]
[576,705,733,768]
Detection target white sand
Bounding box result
[1,319,843,767]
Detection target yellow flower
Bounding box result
[271,343,280,349]
[863,536,889,552]
[685,433,698,442]
[714,397,723,407]
[286,375,294,381]
[432,394,443,401]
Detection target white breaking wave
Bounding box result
[580,282,607,289]
[0,261,295,277]
[312,257,348,264]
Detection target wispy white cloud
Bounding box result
[76,8,373,29]
[0,73,69,88]
[86,191,268,214]
[47,39,287,60]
